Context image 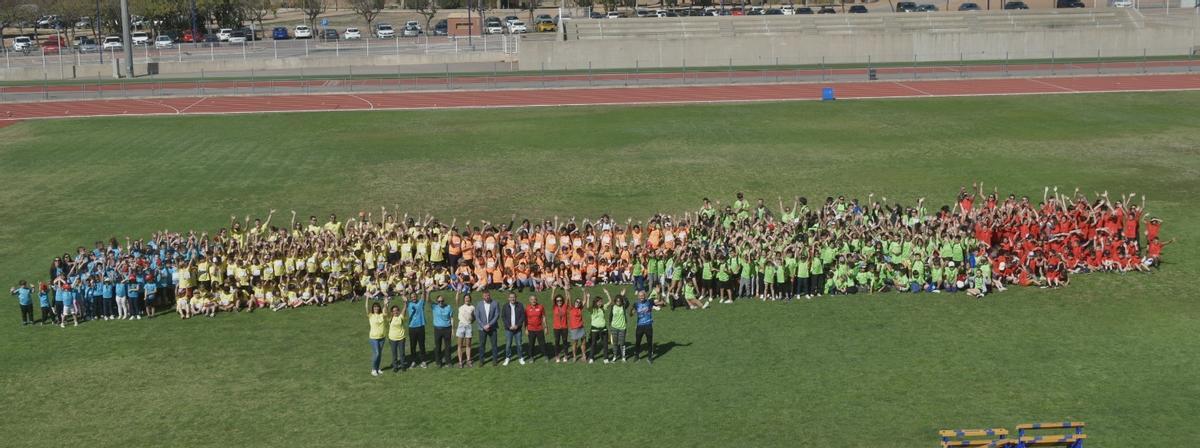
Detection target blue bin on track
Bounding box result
[822,87,835,101]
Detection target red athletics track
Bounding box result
[2,59,1197,94]
[2,73,1199,122]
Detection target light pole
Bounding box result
[190,0,198,49]
[96,0,103,64]
[119,0,134,77]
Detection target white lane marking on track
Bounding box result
[13,85,1200,121]
[1027,78,1077,93]
[179,97,208,113]
[349,94,375,110]
[893,82,932,96]
[135,99,179,114]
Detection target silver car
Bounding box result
[402,21,421,37]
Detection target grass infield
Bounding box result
[1,92,1198,447]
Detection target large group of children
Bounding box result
[9,184,1171,328]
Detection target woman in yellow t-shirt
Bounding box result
[386,304,408,372]
[366,299,387,376]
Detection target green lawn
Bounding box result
[1,93,1198,447]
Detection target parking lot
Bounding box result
[1,34,517,70]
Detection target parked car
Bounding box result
[12,36,33,52]
[217,28,233,41]
[42,36,62,54]
[272,26,289,39]
[781,5,796,14]
[375,23,394,38]
[818,6,837,13]
[102,36,123,50]
[75,37,98,52]
[590,12,604,19]
[849,5,868,13]
[896,1,919,11]
[402,21,421,37]
[238,28,257,41]
[606,11,621,19]
[344,27,362,39]
[1057,0,1085,6]
[321,28,338,40]
[294,25,313,39]
[182,29,205,43]
[765,8,784,15]
[154,35,175,48]
[958,2,982,10]
[202,35,220,45]
[433,20,448,36]
[536,19,556,32]
[504,15,520,25]
[1003,1,1030,8]
[507,20,527,34]
[228,31,247,44]
[635,9,653,17]
[536,14,552,22]
[916,4,939,11]
[1111,0,1133,6]
[131,31,150,46]
[797,7,815,14]
[485,20,504,34]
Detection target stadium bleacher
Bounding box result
[567,9,1140,40]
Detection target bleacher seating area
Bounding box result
[938,421,1087,448]
[567,9,1140,40]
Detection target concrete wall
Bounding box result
[0,52,511,81]
[521,26,1200,70]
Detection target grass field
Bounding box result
[1,92,1198,447]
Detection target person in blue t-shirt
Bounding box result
[37,283,53,325]
[430,294,454,367]
[9,280,34,325]
[115,279,129,320]
[58,278,78,327]
[89,279,103,321]
[144,274,159,318]
[405,292,428,368]
[52,279,65,321]
[633,290,656,364]
[157,266,172,307]
[127,277,142,320]
[101,279,115,320]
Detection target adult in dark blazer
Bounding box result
[473,291,500,366]
[498,292,527,366]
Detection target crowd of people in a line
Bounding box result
[363,286,661,373]
[9,185,1170,336]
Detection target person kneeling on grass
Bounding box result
[218,285,238,313]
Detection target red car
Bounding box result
[182,29,205,43]
[42,35,63,54]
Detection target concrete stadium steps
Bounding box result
[566,9,1141,40]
